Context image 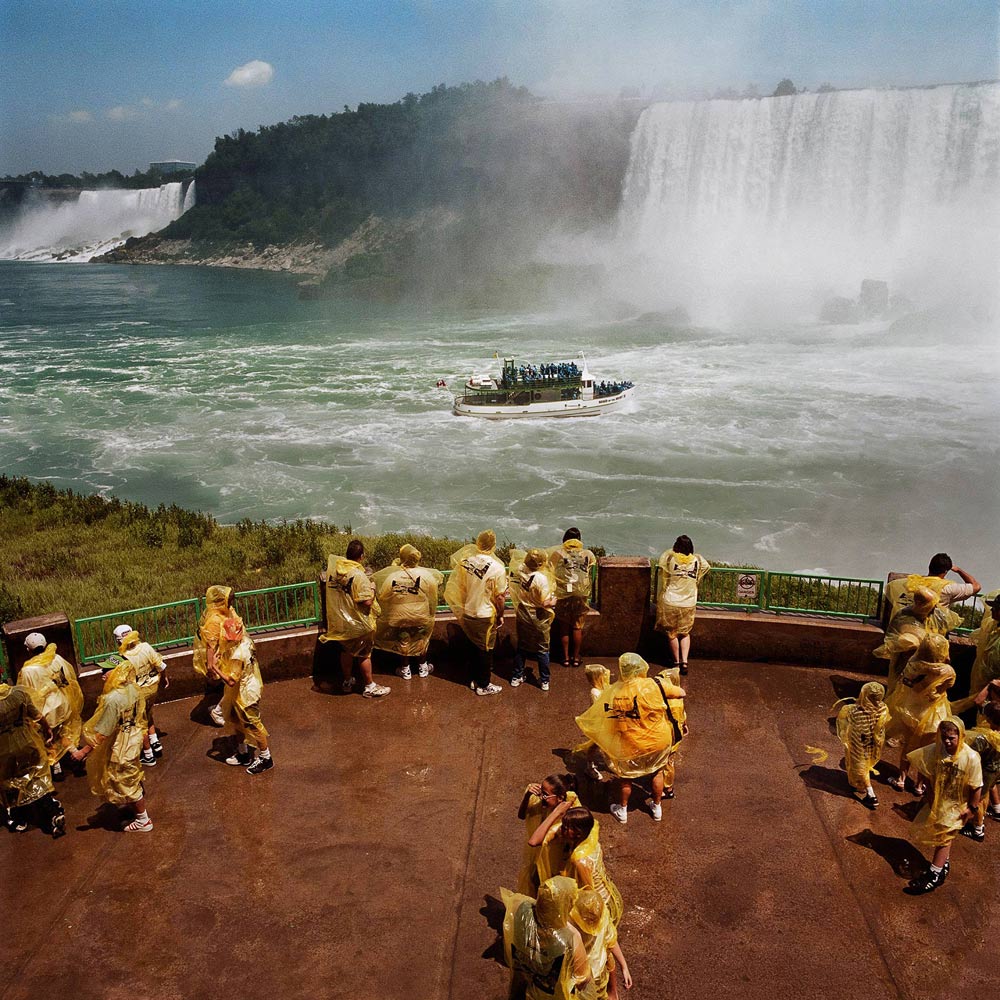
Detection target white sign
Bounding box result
[736,573,759,599]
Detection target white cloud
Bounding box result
[106,105,140,122]
[141,96,155,108]
[224,59,274,88]
[165,98,183,111]
[49,109,94,124]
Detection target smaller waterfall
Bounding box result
[0,180,196,262]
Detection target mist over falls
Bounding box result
[610,83,999,325]
[0,181,194,262]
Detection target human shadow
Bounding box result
[205,734,237,764]
[797,764,857,800]
[189,687,225,724]
[891,799,923,823]
[549,747,609,814]
[829,674,868,701]
[846,828,926,879]
[480,894,507,965]
[76,802,126,833]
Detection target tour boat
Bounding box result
[452,354,634,419]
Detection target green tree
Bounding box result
[773,78,797,97]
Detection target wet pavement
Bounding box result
[3,655,997,1000]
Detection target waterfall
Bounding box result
[615,83,1000,323]
[0,180,196,263]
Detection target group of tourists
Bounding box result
[593,380,634,398]
[824,554,998,894]
[501,361,582,388]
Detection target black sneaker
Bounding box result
[50,812,66,839]
[140,750,156,767]
[246,756,273,776]
[151,742,164,759]
[961,824,985,843]
[905,867,946,895]
[860,793,879,810]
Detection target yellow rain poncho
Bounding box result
[17,643,83,765]
[83,662,146,806]
[907,717,983,848]
[501,877,594,1000]
[217,616,268,750]
[518,787,581,895]
[965,725,1000,826]
[562,820,624,928]
[874,591,961,690]
[835,682,889,793]
[373,547,443,659]
[575,653,684,779]
[571,890,618,1000]
[510,549,556,655]
[885,636,956,757]
[0,684,54,809]
[886,574,950,617]
[969,609,1000,701]
[119,631,165,730]
[655,548,711,637]
[444,534,508,652]
[193,584,232,676]
[549,540,597,630]
[321,557,380,655]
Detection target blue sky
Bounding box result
[1,0,997,175]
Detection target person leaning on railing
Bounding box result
[655,535,711,676]
[111,624,168,768]
[885,553,981,618]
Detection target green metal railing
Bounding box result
[74,581,322,665]
[651,566,884,621]
[75,597,203,665]
[950,594,986,636]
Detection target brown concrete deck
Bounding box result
[3,655,998,1000]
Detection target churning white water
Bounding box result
[0,180,195,262]
[614,83,1000,325]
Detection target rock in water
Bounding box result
[819,296,860,324]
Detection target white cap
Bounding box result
[113,624,133,642]
[24,632,46,651]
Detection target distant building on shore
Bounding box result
[150,160,196,175]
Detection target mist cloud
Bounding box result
[224,60,274,88]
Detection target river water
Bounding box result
[1,259,996,578]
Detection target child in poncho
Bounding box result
[835,681,889,809]
[570,889,632,1000]
[960,700,1000,842]
[904,717,982,895]
[216,614,273,775]
[516,773,580,895]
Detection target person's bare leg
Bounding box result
[571,627,583,664]
[619,779,632,807]
[932,845,950,868]
[669,636,680,664]
[679,634,691,664]
[358,655,374,685]
[340,650,354,682]
[561,631,570,666]
[651,770,664,805]
[608,967,620,1000]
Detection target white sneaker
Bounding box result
[363,682,390,698]
[209,703,225,727]
[649,799,662,822]
[475,683,502,696]
[342,676,357,694]
[418,662,434,677]
[609,803,628,825]
[125,815,153,833]
[396,665,412,679]
[510,676,523,688]
[540,681,550,692]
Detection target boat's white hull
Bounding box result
[453,387,633,419]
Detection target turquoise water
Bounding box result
[1,260,997,578]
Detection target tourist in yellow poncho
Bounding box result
[193,584,234,727]
[70,659,152,832]
[885,634,955,792]
[655,534,710,675]
[548,528,598,669]
[961,701,1000,840]
[17,632,83,780]
[516,773,581,895]
[444,529,508,696]
[500,875,595,1000]
[575,652,685,824]
[510,548,557,691]
[111,623,168,767]
[215,614,273,775]
[373,543,442,680]
[320,540,389,699]
[904,717,982,895]
[834,681,889,810]
[570,889,633,1000]
[885,553,980,617]
[874,588,961,691]
[530,806,624,928]
[968,591,1000,710]
[0,682,65,837]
